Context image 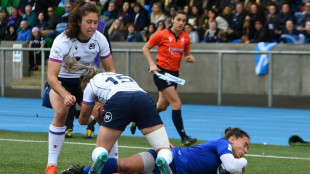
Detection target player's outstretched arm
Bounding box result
[220,153,247,173]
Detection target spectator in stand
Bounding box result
[46,16,69,40]
[283,19,299,35]
[130,2,149,31]
[295,1,310,32]
[164,5,177,29]
[301,19,310,43]
[208,9,228,32]
[150,2,167,26]
[247,3,265,39]
[46,2,73,40]
[204,20,227,42]
[108,19,125,41]
[18,0,35,13]
[36,12,47,31]
[118,1,131,25]
[142,23,156,41]
[215,0,236,15]
[199,8,209,41]
[125,23,144,42]
[265,3,278,42]
[155,20,166,32]
[7,7,22,31]
[184,23,199,43]
[99,1,118,30]
[0,8,9,40]
[183,5,191,16]
[4,24,17,41]
[241,15,251,43]
[17,4,37,32]
[274,3,296,39]
[248,20,267,43]
[16,20,32,41]
[41,6,60,36]
[227,2,248,42]
[187,5,202,29]
[33,0,60,14]
[28,26,45,71]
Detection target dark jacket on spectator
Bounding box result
[7,14,22,32]
[4,25,17,41]
[228,10,247,41]
[0,11,9,40]
[45,14,60,30]
[274,11,296,32]
[251,26,268,43]
[126,31,143,42]
[34,0,60,14]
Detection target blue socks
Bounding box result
[83,158,118,174]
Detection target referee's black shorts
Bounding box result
[153,65,179,91]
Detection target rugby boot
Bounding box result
[181,136,197,147]
[155,156,173,174]
[89,151,109,174]
[84,129,94,139]
[60,165,84,174]
[45,164,57,174]
[130,122,137,135]
[65,129,73,138]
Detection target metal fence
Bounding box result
[1,47,310,107]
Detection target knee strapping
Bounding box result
[145,127,170,151]
[139,151,155,173]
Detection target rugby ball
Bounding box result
[217,163,242,174]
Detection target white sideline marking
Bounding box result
[1,138,310,160]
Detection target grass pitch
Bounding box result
[0,130,309,174]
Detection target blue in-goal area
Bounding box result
[0,97,309,146]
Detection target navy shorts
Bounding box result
[42,78,83,108]
[153,65,179,91]
[102,91,163,131]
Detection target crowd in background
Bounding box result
[1,0,310,47]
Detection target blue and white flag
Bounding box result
[280,34,307,44]
[254,42,277,75]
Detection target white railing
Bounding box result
[2,47,310,107]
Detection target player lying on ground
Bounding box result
[64,57,174,174]
[61,127,250,174]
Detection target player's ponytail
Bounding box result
[224,127,250,140]
[64,56,104,90]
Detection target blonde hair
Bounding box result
[64,56,104,89]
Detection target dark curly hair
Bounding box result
[65,0,99,39]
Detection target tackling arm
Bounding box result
[220,153,247,173]
[79,104,95,125]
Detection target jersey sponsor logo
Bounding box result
[168,47,184,55]
[181,37,185,44]
[89,43,95,49]
[104,112,112,122]
[178,150,181,156]
[168,36,173,42]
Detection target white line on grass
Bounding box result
[1,138,310,160]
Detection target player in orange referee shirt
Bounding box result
[142,10,197,147]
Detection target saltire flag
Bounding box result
[254,42,277,75]
[280,34,307,44]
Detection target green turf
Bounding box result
[0,130,309,174]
